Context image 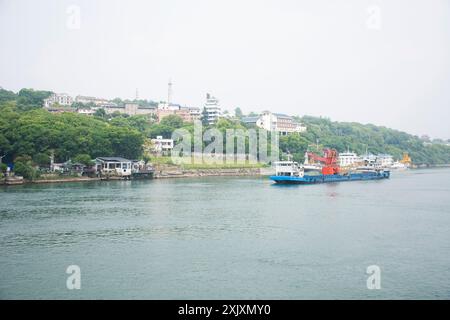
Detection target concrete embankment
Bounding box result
[154,168,261,179]
[1,166,274,186]
[1,176,102,185]
[0,176,24,185]
[153,165,274,179]
[33,177,101,184]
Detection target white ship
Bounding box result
[390,161,408,170]
[302,151,322,173]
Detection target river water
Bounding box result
[1,169,450,299]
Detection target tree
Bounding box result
[108,127,143,159]
[160,115,184,129]
[33,153,50,167]
[73,154,93,166]
[71,102,87,109]
[234,107,243,119]
[14,159,39,180]
[0,88,17,104]
[94,108,106,118]
[126,115,152,133]
[0,134,11,162]
[17,88,52,111]
[111,111,122,118]
[148,124,174,139]
[142,138,154,161]
[201,107,209,126]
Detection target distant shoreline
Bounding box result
[0,167,268,186]
[2,165,450,186]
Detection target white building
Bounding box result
[157,102,182,111]
[241,116,260,126]
[361,153,394,168]
[94,103,156,116]
[44,93,73,108]
[338,151,362,167]
[256,111,306,135]
[204,93,221,125]
[151,136,174,154]
[376,154,394,168]
[188,107,201,121]
[361,153,377,163]
[75,95,110,106]
[76,108,96,116]
[95,157,132,177]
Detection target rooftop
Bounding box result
[242,116,259,123]
[273,113,292,118]
[96,157,131,162]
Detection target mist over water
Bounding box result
[1,169,450,299]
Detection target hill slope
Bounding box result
[280,116,450,165]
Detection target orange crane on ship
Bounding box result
[400,152,412,166]
[307,148,340,175]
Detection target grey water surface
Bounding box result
[1,169,450,299]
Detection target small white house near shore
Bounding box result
[95,157,132,176]
[151,136,174,155]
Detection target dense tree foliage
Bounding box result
[73,154,93,166]
[0,88,17,104]
[13,155,39,180]
[1,88,449,168]
[147,115,185,139]
[17,88,52,112]
[281,116,450,165]
[3,109,144,162]
[0,89,144,164]
[234,107,243,119]
[200,107,209,126]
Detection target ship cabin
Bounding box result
[273,161,304,177]
[95,157,132,177]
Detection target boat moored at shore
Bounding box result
[270,149,390,184]
[270,164,390,184]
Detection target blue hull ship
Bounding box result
[270,160,390,185]
[270,171,390,184]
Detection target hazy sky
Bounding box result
[1,0,449,138]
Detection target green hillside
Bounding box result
[1,88,449,169]
[280,116,450,165]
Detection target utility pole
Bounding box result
[50,150,55,172]
[168,79,172,106]
[0,153,7,164]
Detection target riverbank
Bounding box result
[153,166,265,179]
[1,166,271,185]
[0,176,102,185]
[3,164,449,186]
[33,177,101,184]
